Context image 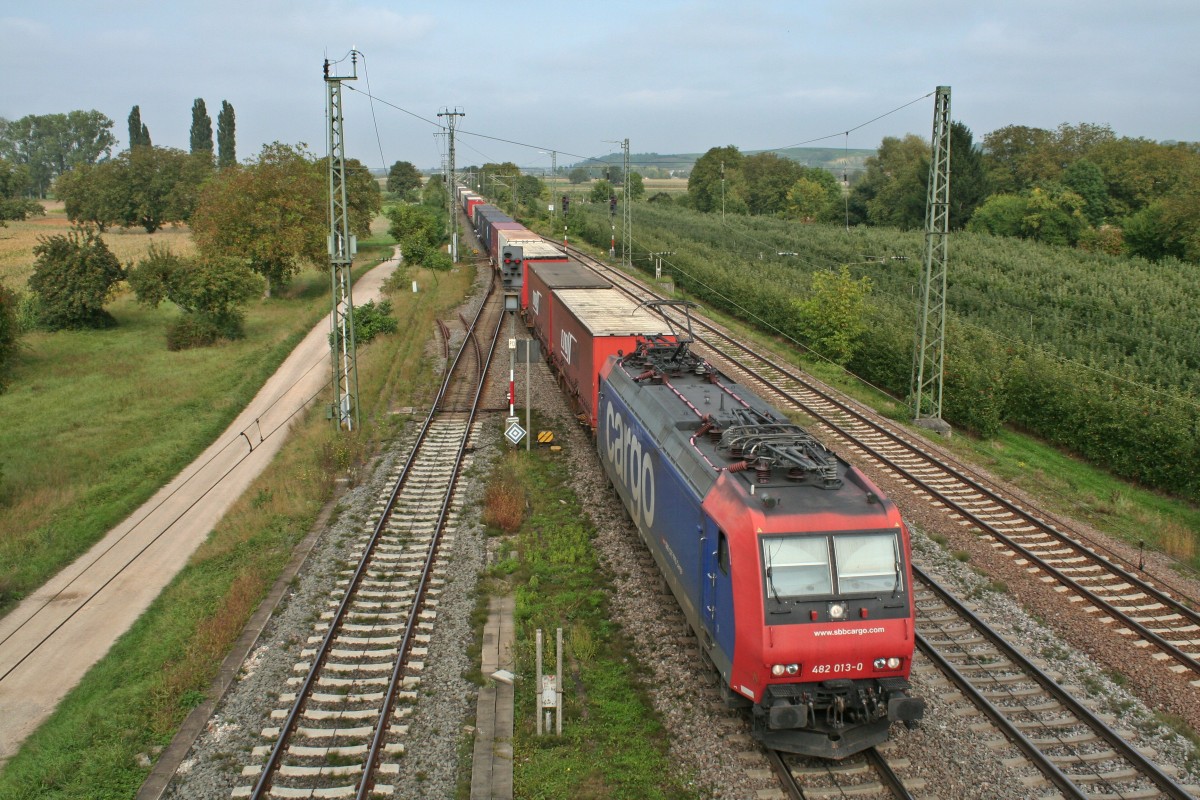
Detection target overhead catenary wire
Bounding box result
[340,81,935,173]
[354,51,391,177]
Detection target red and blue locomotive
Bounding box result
[597,334,924,758]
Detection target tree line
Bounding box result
[0,123,381,387]
[681,122,1200,265]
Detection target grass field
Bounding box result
[0,210,370,614]
[0,201,196,287]
[0,211,484,797]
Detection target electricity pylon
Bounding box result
[910,85,952,435]
[325,53,359,431]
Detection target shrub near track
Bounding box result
[0,250,476,799]
[482,447,700,800]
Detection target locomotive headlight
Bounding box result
[829,603,846,620]
[887,657,902,669]
[771,663,800,677]
[873,656,904,670]
[772,664,785,676]
[873,658,887,670]
[785,664,799,675]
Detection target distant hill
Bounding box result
[560,147,875,179]
[429,146,877,180]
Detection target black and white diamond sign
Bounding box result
[505,421,526,445]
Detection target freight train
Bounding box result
[457,189,924,757]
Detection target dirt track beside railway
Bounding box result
[0,252,399,766]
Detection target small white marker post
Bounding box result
[535,628,563,735]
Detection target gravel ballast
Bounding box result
[164,258,1200,799]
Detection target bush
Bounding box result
[165,315,227,350]
[28,226,124,330]
[0,283,20,392]
[351,299,398,344]
[129,245,262,346]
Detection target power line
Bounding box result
[340,82,934,173]
[354,51,390,176]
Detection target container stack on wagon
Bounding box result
[525,261,613,355]
[536,287,675,427]
[461,192,569,296]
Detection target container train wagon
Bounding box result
[517,249,924,757]
[464,195,569,297]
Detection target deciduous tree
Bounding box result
[1062,159,1108,227]
[627,171,645,200]
[386,160,422,198]
[29,226,124,329]
[741,152,801,216]
[853,134,928,229]
[589,178,614,204]
[190,142,325,297]
[0,158,44,223]
[786,170,840,223]
[0,110,116,196]
[54,161,121,231]
[793,265,872,364]
[982,124,1059,194]
[120,146,210,233]
[687,145,742,213]
[345,158,382,238]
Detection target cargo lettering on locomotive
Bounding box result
[604,400,656,529]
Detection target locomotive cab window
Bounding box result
[762,537,831,598]
[761,532,902,600]
[834,533,902,594]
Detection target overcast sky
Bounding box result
[5,1,1197,172]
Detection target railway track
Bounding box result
[235,282,503,799]
[915,566,1196,799]
[559,242,1200,684]
[767,745,919,799]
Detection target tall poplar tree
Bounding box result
[127,105,150,148]
[189,98,213,160]
[217,100,236,168]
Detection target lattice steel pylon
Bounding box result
[910,86,952,433]
[438,108,465,262]
[325,54,360,431]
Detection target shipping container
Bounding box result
[550,288,675,428]
[473,205,512,247]
[526,261,611,355]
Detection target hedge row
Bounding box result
[565,204,1200,500]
